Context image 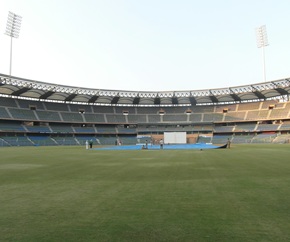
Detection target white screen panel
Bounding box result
[164,132,186,144]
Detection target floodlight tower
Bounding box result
[256,25,269,83]
[4,11,22,77]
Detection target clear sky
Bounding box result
[0,0,290,92]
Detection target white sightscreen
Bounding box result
[164,132,186,144]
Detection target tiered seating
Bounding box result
[273,134,290,143]
[83,113,105,123]
[115,107,136,114]
[224,112,246,121]
[274,102,286,108]
[0,122,25,132]
[279,122,290,131]
[117,126,136,133]
[192,105,214,113]
[25,126,51,133]
[197,135,212,143]
[136,126,148,132]
[36,110,62,121]
[17,99,45,110]
[69,104,92,113]
[203,113,223,122]
[137,126,165,132]
[1,135,33,146]
[215,104,237,113]
[28,135,56,146]
[73,126,96,133]
[269,108,290,119]
[252,133,276,143]
[137,107,160,114]
[246,110,269,120]
[214,126,235,132]
[148,115,161,123]
[162,126,185,132]
[0,137,10,147]
[44,102,69,111]
[191,125,203,131]
[260,100,278,109]
[162,114,187,122]
[0,107,11,119]
[237,102,260,111]
[256,124,279,131]
[52,136,78,145]
[50,124,74,133]
[8,108,37,120]
[183,126,194,132]
[96,136,117,145]
[118,136,137,145]
[0,97,17,107]
[188,114,202,122]
[212,135,232,144]
[61,112,84,122]
[75,136,96,145]
[234,123,256,132]
[191,125,213,131]
[92,106,114,113]
[127,115,147,123]
[162,107,188,114]
[106,114,126,123]
[4,96,290,147]
[232,134,254,143]
[96,125,116,134]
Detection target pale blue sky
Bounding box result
[0,0,290,91]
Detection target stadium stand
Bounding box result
[115,106,136,114]
[212,135,232,144]
[25,125,52,133]
[232,134,255,143]
[50,124,74,133]
[28,135,56,146]
[44,102,69,111]
[214,125,235,133]
[35,110,62,122]
[162,114,188,122]
[0,107,12,119]
[148,115,161,123]
[61,112,84,122]
[52,136,79,145]
[83,113,106,123]
[106,114,127,123]
[17,99,46,110]
[73,126,96,133]
[224,111,246,121]
[68,104,93,113]
[252,133,277,143]
[2,73,290,147]
[0,121,26,132]
[8,108,37,120]
[96,125,117,134]
[0,97,18,107]
[127,114,147,123]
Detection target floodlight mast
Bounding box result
[256,25,269,83]
[4,11,22,78]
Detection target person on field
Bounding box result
[89,139,93,149]
[85,140,89,149]
[227,138,231,149]
[160,139,164,149]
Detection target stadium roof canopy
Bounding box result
[1,73,290,106]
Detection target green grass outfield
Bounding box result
[1,144,290,242]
